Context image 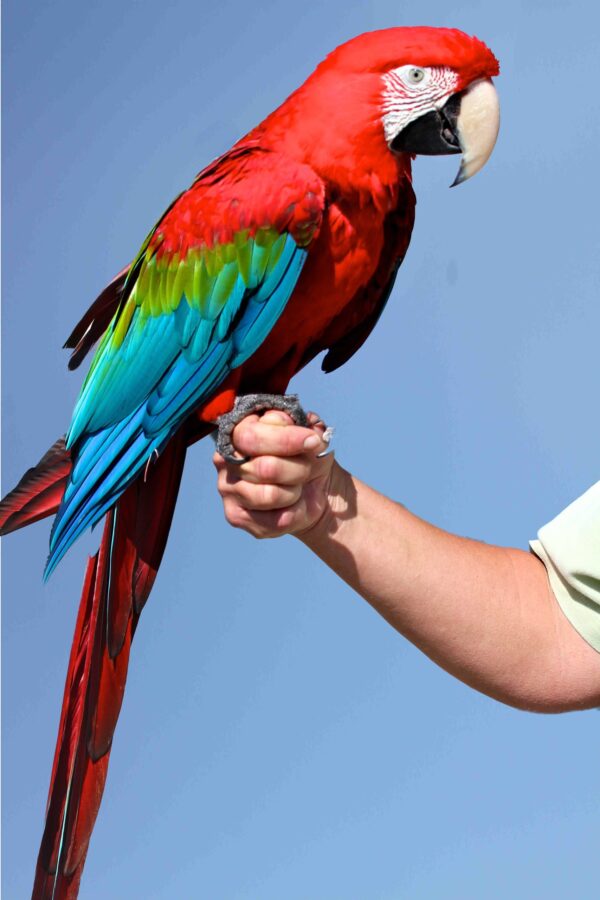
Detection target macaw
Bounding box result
[1,26,500,899]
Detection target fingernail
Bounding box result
[304,435,320,450]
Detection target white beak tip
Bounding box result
[451,78,500,187]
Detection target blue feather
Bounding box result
[47,229,310,577]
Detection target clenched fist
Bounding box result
[213,409,338,539]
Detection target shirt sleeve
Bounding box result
[530,480,600,653]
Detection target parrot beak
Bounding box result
[448,79,500,186]
[390,78,500,186]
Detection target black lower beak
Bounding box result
[391,94,462,156]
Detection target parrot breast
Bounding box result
[238,167,413,390]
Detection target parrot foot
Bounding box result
[215,393,308,463]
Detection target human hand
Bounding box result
[213,409,337,539]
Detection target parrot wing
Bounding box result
[47,144,324,575]
[321,196,415,373]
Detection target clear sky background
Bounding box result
[3,1,599,897]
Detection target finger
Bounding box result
[213,451,310,486]
[215,444,332,487]
[217,445,332,486]
[248,450,333,485]
[222,497,304,539]
[232,418,322,458]
[220,475,303,511]
[237,454,315,486]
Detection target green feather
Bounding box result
[234,230,252,285]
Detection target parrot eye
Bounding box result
[407,67,426,85]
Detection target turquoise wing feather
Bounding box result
[46,147,324,576]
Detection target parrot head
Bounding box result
[259,27,500,190]
[374,28,500,185]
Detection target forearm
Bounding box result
[300,463,600,711]
[216,413,600,711]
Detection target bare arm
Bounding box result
[214,411,600,712]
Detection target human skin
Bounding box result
[214,410,600,713]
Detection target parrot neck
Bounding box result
[248,72,410,211]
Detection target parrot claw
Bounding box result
[316,426,335,457]
[215,393,309,463]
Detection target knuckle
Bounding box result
[257,455,279,482]
[233,421,255,454]
[276,508,296,531]
[255,524,279,540]
[239,484,260,510]
[289,484,303,505]
[282,430,297,454]
[260,483,278,508]
[223,500,243,528]
[218,469,240,495]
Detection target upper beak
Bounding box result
[391,78,500,186]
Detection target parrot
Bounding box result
[0,26,500,900]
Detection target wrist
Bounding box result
[295,460,356,549]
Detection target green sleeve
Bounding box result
[530,481,600,653]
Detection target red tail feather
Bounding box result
[31,433,186,900]
[0,438,71,535]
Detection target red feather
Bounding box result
[2,26,501,897]
[0,439,72,535]
[31,433,186,900]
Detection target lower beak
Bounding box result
[391,78,500,186]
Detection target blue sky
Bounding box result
[3,1,600,897]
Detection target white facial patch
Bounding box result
[381,65,460,144]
